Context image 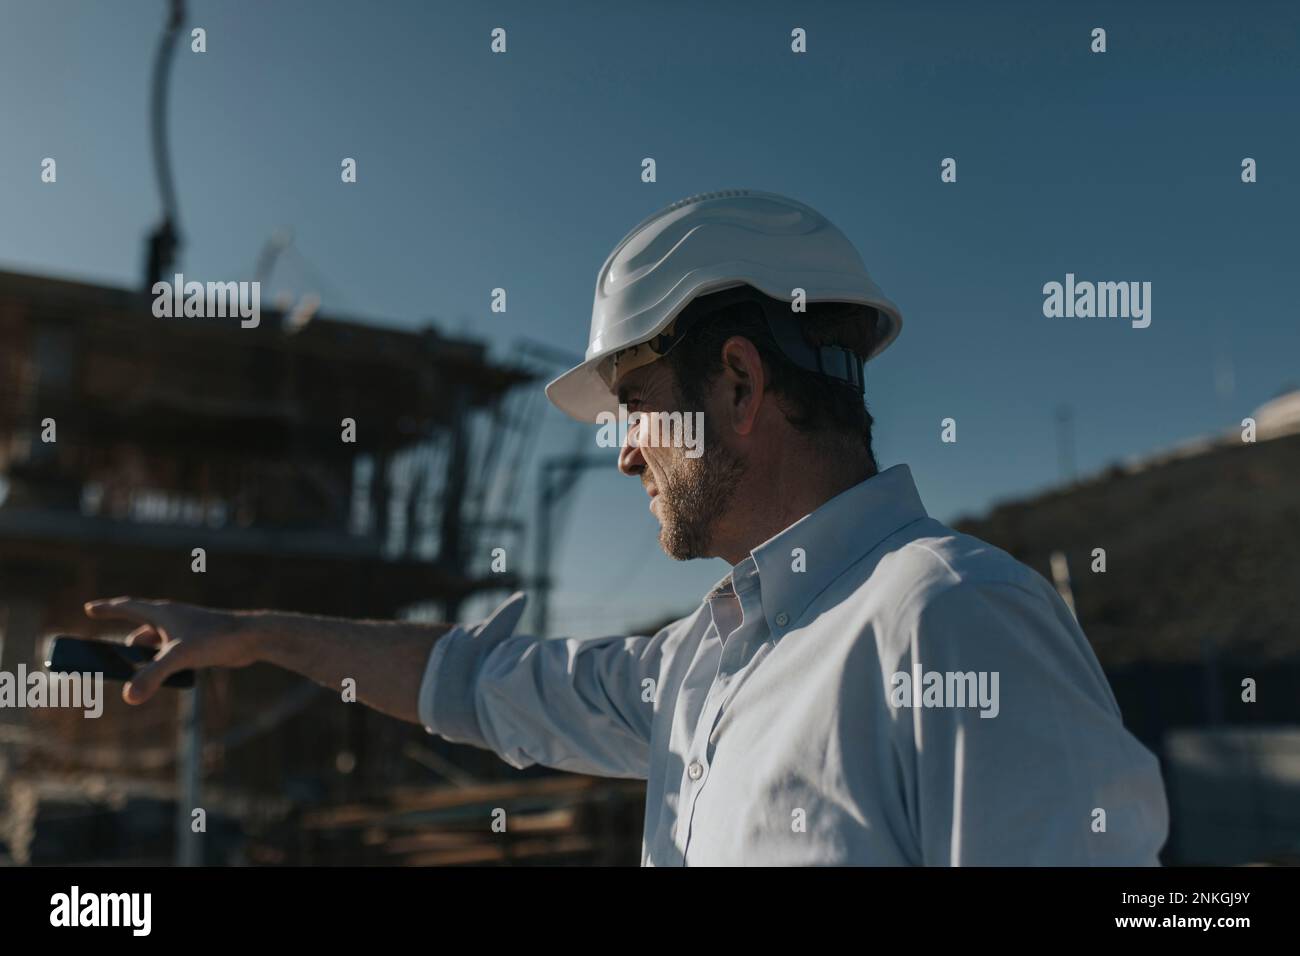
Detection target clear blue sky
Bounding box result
[2,0,1296,635]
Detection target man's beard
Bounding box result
[654,434,746,561]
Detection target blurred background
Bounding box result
[0,0,1297,865]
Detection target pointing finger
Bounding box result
[84,598,165,627]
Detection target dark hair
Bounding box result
[662,288,880,468]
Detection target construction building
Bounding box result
[0,267,644,865]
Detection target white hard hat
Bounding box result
[545,189,903,422]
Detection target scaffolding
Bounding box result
[0,267,597,864]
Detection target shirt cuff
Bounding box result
[417,591,528,746]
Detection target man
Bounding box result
[86,190,1168,865]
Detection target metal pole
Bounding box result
[534,465,553,637]
[143,0,186,289]
[175,679,202,866]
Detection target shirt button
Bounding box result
[687,760,704,780]
[775,612,789,627]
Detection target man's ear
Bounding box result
[717,336,766,436]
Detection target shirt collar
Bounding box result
[743,463,929,638]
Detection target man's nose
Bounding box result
[618,423,645,477]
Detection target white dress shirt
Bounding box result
[418,464,1169,865]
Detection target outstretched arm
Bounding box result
[87,592,672,780]
[83,597,451,724]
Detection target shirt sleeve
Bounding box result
[417,591,665,779]
[890,578,1169,866]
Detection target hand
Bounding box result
[83,597,260,704]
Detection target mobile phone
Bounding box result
[44,636,196,689]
